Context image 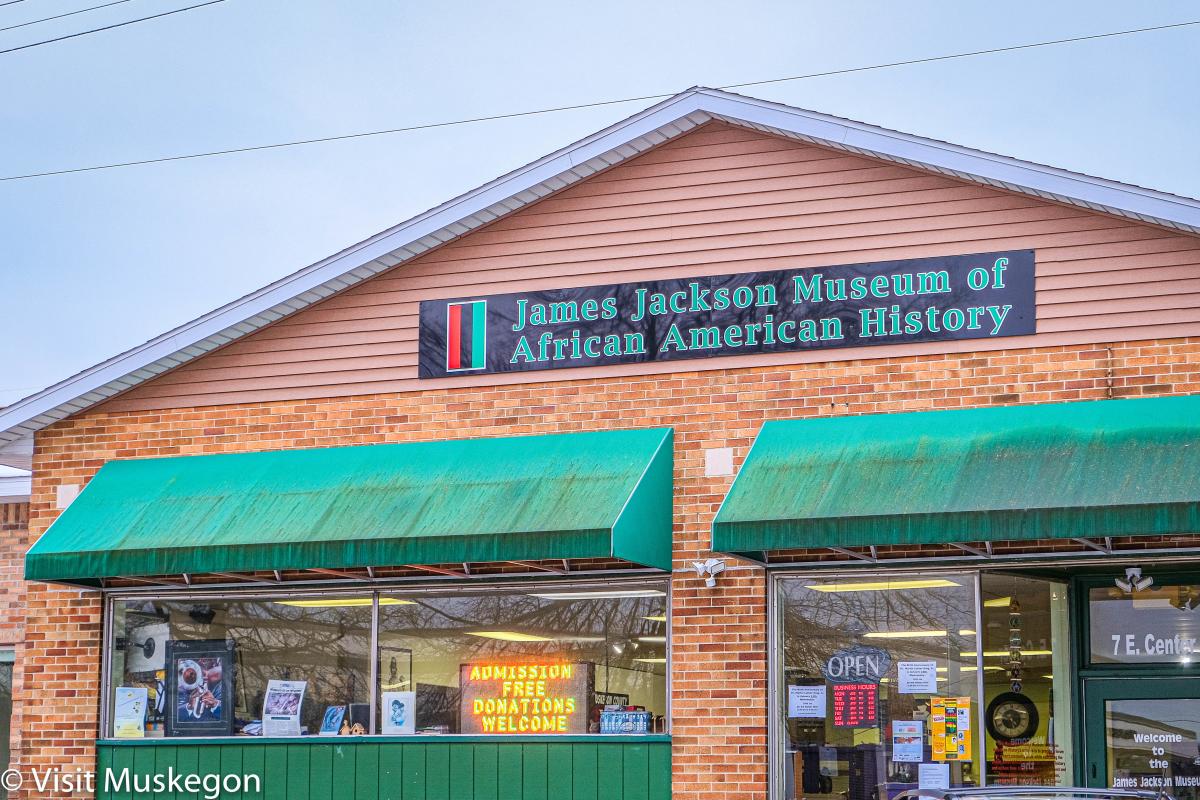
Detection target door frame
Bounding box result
[1072,571,1200,788]
[1080,676,1200,790]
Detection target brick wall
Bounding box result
[20,336,1200,798]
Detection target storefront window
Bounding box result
[108,597,371,737]
[376,586,668,735]
[980,575,1073,786]
[1089,581,1200,665]
[0,652,11,800]
[776,575,980,800]
[1106,698,1200,800]
[105,582,668,738]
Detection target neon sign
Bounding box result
[460,662,593,734]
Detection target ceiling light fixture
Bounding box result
[633,658,667,664]
[863,630,948,639]
[465,631,552,642]
[804,579,960,593]
[643,615,667,622]
[637,636,667,644]
[983,597,1012,608]
[529,589,666,600]
[961,649,1053,658]
[275,598,414,608]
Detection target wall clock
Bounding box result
[986,691,1039,742]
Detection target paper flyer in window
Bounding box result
[262,680,307,737]
[930,696,972,761]
[918,762,950,791]
[897,661,938,694]
[381,691,416,735]
[113,687,148,738]
[787,684,826,718]
[891,720,924,762]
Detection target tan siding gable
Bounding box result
[103,123,1200,412]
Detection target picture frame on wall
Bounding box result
[378,646,413,693]
[164,639,235,737]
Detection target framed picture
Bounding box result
[378,646,413,692]
[164,639,235,737]
[381,691,416,735]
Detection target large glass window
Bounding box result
[108,597,371,737]
[105,582,668,738]
[0,652,11,800]
[376,586,667,735]
[980,574,1073,786]
[1089,581,1200,666]
[777,575,981,800]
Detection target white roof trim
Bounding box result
[2,86,1198,446]
[0,473,31,503]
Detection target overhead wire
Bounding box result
[1,18,1197,182]
[0,0,136,35]
[0,0,224,56]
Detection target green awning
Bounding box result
[713,395,1200,559]
[27,428,673,585]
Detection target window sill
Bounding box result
[97,734,672,746]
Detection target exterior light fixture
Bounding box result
[1115,567,1153,593]
[692,558,726,588]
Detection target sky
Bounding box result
[1,0,1198,459]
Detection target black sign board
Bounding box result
[418,249,1035,378]
[832,683,879,728]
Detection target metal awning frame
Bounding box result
[94,560,659,593]
[731,538,1200,570]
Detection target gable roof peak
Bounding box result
[1,87,1198,455]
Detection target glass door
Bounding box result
[1084,678,1200,800]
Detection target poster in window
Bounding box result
[164,639,234,737]
[381,691,416,735]
[262,680,307,737]
[930,696,973,761]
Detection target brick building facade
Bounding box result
[3,89,1200,799]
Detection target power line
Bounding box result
[0,0,136,35]
[2,18,1197,182]
[721,19,1200,89]
[0,0,224,56]
[0,1,29,7]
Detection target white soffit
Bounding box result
[2,87,1199,446]
[0,473,31,503]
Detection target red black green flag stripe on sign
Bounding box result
[446,300,487,371]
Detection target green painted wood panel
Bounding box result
[424,743,450,800]
[96,738,670,800]
[472,743,499,800]
[519,744,546,800]
[331,743,357,800]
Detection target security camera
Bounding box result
[692,558,726,589]
[1115,567,1154,593]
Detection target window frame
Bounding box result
[768,569,987,800]
[100,576,671,740]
